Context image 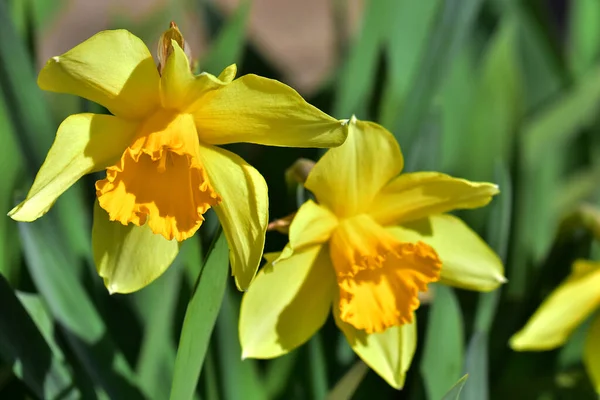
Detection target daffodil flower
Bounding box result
[8,24,347,293]
[510,259,600,393]
[239,116,505,388]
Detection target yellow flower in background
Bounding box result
[510,259,600,393]
[239,116,505,388]
[8,23,347,293]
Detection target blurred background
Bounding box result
[2,0,600,398]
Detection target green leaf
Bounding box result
[133,252,186,399]
[16,292,66,363]
[441,374,469,400]
[568,0,600,79]
[583,312,600,394]
[308,333,328,400]
[201,0,250,75]
[214,283,266,400]
[462,162,511,400]
[421,285,464,400]
[378,0,442,128]
[263,353,298,399]
[0,84,23,286]
[459,18,522,182]
[202,347,220,400]
[18,220,143,399]
[325,361,369,400]
[394,0,485,148]
[439,47,476,174]
[0,0,89,258]
[558,316,591,369]
[0,274,76,399]
[333,0,396,119]
[514,6,564,111]
[522,65,600,170]
[170,232,229,400]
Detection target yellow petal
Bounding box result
[96,112,220,242]
[334,305,417,389]
[369,172,499,226]
[510,260,600,350]
[92,201,180,294]
[305,117,403,218]
[217,64,237,84]
[288,200,338,251]
[160,41,231,111]
[584,312,600,394]
[239,245,335,358]
[8,114,137,222]
[197,144,268,290]
[38,30,159,119]
[388,215,506,292]
[193,74,346,148]
[330,214,440,333]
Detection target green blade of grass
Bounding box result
[394,0,485,147]
[568,0,600,79]
[420,285,464,400]
[514,5,564,112]
[333,0,395,119]
[458,18,522,183]
[0,85,24,286]
[439,47,476,174]
[263,352,298,399]
[0,0,89,259]
[462,161,512,400]
[441,374,469,400]
[214,282,266,400]
[201,0,250,75]
[133,251,186,399]
[378,0,442,128]
[325,361,368,400]
[522,64,600,170]
[0,274,76,399]
[170,232,229,400]
[308,333,328,400]
[19,220,143,399]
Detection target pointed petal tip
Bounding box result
[7,205,34,222]
[106,282,117,295]
[508,335,524,351]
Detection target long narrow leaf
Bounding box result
[420,285,464,400]
[0,275,75,399]
[215,283,266,400]
[19,220,143,399]
[325,361,368,400]
[170,232,229,400]
[462,162,512,400]
[201,0,250,75]
[394,0,485,147]
[441,374,469,400]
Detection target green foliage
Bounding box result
[2,0,600,399]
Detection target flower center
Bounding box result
[329,214,441,334]
[96,110,220,241]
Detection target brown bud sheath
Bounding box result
[157,21,193,75]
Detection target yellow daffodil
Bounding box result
[239,116,505,388]
[7,23,347,293]
[510,259,600,393]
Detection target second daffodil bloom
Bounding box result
[510,259,600,393]
[239,117,506,388]
[7,24,347,293]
